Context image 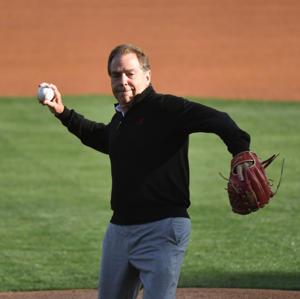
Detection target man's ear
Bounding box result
[146,70,151,82]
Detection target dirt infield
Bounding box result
[1,0,300,101]
[1,288,300,299]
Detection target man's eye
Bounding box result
[127,73,135,77]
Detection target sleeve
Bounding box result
[55,107,110,154]
[167,97,250,156]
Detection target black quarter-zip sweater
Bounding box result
[56,85,250,225]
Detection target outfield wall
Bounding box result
[1,0,300,101]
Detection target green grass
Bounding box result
[0,95,299,292]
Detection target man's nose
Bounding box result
[121,73,128,85]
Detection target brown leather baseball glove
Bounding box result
[221,151,284,215]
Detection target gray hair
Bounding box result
[107,44,151,75]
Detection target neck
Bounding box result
[120,103,131,114]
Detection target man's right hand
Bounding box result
[38,82,65,115]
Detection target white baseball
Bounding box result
[37,86,55,103]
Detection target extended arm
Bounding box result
[170,97,251,180]
[169,98,251,156]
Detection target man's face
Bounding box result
[110,53,151,112]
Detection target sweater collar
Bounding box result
[131,84,155,105]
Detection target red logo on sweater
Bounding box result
[138,117,144,125]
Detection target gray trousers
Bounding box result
[98,217,191,299]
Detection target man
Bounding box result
[39,44,250,299]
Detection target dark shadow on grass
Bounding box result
[179,271,300,290]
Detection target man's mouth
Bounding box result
[118,87,135,93]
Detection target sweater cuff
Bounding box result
[55,106,71,121]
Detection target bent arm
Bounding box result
[37,82,110,154]
[56,107,110,154]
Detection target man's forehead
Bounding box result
[110,53,140,71]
